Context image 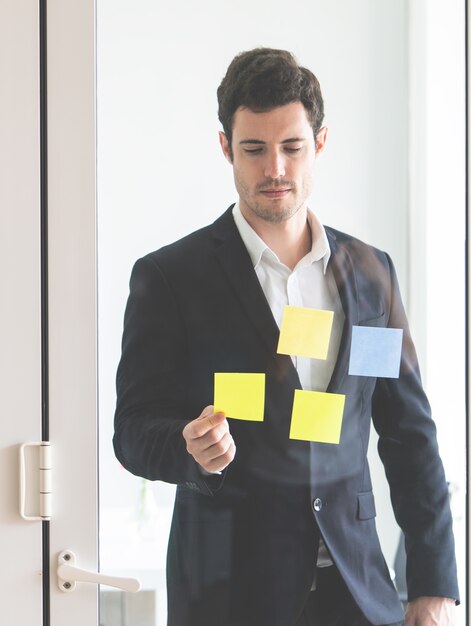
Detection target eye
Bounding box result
[284,146,302,154]
[243,148,263,155]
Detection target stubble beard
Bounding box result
[246,198,304,224]
[238,177,307,224]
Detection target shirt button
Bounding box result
[313,498,323,512]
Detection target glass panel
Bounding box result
[97,1,466,625]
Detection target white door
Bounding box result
[1,1,100,624]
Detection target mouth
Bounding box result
[259,188,291,199]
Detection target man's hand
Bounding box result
[182,405,236,473]
[405,596,456,625]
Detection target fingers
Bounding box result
[184,405,226,439]
[183,413,229,456]
[198,431,235,472]
[182,405,236,472]
[206,440,236,473]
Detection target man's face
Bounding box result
[219,101,326,225]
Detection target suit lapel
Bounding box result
[325,228,359,392]
[208,211,360,391]
[210,208,300,386]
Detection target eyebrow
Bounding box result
[239,137,306,145]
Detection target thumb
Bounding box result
[198,405,226,423]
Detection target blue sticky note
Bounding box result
[349,326,403,378]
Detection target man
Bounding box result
[113,48,459,626]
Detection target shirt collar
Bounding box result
[232,202,331,274]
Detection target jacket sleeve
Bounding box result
[113,254,223,495]
[371,253,459,603]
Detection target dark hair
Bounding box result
[217,48,324,147]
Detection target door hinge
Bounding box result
[19,441,52,521]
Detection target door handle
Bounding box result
[57,550,141,593]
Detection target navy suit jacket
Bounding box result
[114,207,458,626]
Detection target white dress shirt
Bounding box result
[232,202,345,572]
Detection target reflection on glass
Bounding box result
[97,1,466,625]
[99,477,174,624]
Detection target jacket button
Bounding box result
[313,498,323,512]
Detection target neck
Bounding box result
[242,205,312,270]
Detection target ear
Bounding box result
[315,126,328,156]
[219,131,233,163]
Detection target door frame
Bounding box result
[46,1,98,625]
[1,1,43,624]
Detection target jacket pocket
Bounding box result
[357,312,385,327]
[357,491,376,520]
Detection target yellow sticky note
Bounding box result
[214,373,265,422]
[277,306,334,360]
[289,390,345,444]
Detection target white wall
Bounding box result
[97,0,465,610]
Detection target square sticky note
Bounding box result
[277,306,334,360]
[214,373,265,422]
[349,326,403,378]
[289,390,345,444]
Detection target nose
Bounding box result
[263,151,286,179]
